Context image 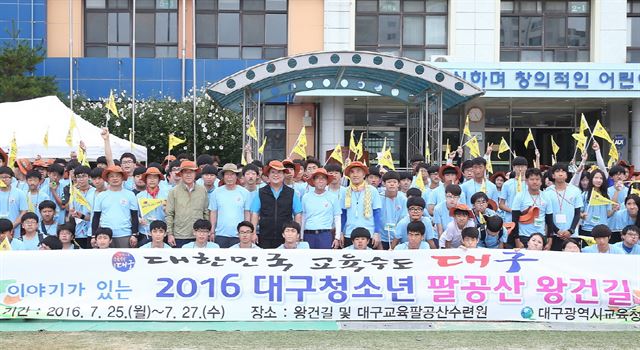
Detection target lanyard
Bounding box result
[529,192,540,207]
[554,188,567,211]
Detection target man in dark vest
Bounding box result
[250,160,302,248]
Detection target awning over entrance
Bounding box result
[206,51,484,110]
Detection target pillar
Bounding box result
[319,97,345,163]
[632,100,640,166]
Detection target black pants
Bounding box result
[258,236,284,249]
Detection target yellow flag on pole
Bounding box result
[329,145,343,165]
[592,120,613,144]
[0,180,6,188]
[524,128,534,148]
[106,90,120,118]
[463,115,472,138]
[355,132,364,160]
[349,130,358,154]
[258,137,267,155]
[0,237,11,251]
[168,134,186,151]
[65,115,76,147]
[572,133,587,152]
[71,185,92,210]
[379,148,396,170]
[415,169,426,192]
[589,190,616,206]
[138,198,164,216]
[486,157,494,174]
[579,113,589,135]
[241,152,247,166]
[292,126,307,158]
[551,135,560,156]
[247,118,258,141]
[465,136,481,158]
[631,187,640,196]
[8,133,17,167]
[608,143,619,168]
[43,128,49,149]
[78,146,90,167]
[498,137,510,159]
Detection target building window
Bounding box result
[355,0,448,61]
[195,0,288,59]
[629,0,640,62]
[500,0,590,62]
[85,0,178,58]
[262,105,286,161]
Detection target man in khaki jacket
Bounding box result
[166,160,209,247]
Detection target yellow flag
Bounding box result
[247,118,258,141]
[463,115,472,138]
[381,137,387,153]
[355,132,364,160]
[349,130,358,154]
[168,134,186,151]
[631,187,640,196]
[78,146,90,167]
[379,148,396,170]
[486,157,494,174]
[592,120,613,144]
[258,137,267,155]
[106,90,120,118]
[292,126,307,158]
[0,237,11,251]
[551,135,559,156]
[138,198,164,216]
[524,128,534,148]
[415,169,426,192]
[498,137,510,159]
[329,145,343,165]
[577,235,596,246]
[43,128,49,149]
[0,180,6,188]
[608,143,619,168]
[8,133,17,167]
[589,190,616,206]
[478,211,486,225]
[465,136,481,158]
[579,113,589,135]
[241,152,247,166]
[72,186,92,211]
[572,133,587,152]
[65,115,76,147]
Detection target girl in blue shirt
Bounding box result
[608,194,640,243]
[580,170,618,237]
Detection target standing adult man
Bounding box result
[165,161,209,247]
[209,163,251,248]
[301,168,341,249]
[250,160,302,249]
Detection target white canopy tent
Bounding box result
[0,96,147,161]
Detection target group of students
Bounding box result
[1,128,639,255]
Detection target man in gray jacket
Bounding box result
[166,160,209,247]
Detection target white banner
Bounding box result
[0,249,638,323]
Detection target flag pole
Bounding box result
[131,0,137,146]
[192,0,197,160]
[68,0,73,113]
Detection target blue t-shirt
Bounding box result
[427,185,467,210]
[611,242,640,255]
[209,185,251,237]
[394,241,430,250]
[41,178,67,224]
[0,187,28,238]
[511,191,553,237]
[582,244,619,254]
[140,242,172,249]
[499,177,528,222]
[608,209,636,232]
[181,241,220,249]
[19,234,41,250]
[477,228,508,248]
[461,179,499,208]
[136,188,169,234]
[394,216,436,242]
[380,192,408,242]
[26,190,50,219]
[328,186,347,205]
[608,186,629,206]
[94,189,138,237]
[10,238,25,250]
[433,201,454,229]
[70,187,97,239]
[581,191,612,232]
[302,190,341,230]
[343,245,372,250]
[341,185,382,238]
[277,241,310,249]
[544,184,583,234]
[229,243,261,249]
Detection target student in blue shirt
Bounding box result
[410,163,430,190]
[583,224,617,254]
[90,167,108,194]
[119,152,138,191]
[68,166,96,248]
[394,221,430,250]
[545,163,583,251]
[367,166,383,194]
[399,172,412,194]
[394,196,436,249]
[608,194,640,243]
[94,227,113,249]
[92,165,139,248]
[511,168,554,248]
[421,165,443,210]
[461,227,480,249]
[478,215,508,249]
[461,157,499,208]
[0,166,28,238]
[277,221,309,249]
[611,225,640,255]
[140,220,172,248]
[37,200,58,237]
[301,168,341,249]
[579,169,618,239]
[19,212,42,250]
[340,161,383,249]
[343,227,372,250]
[199,165,219,195]
[433,184,463,239]
[58,223,80,250]
[470,191,497,226]
[608,165,629,206]
[499,156,529,223]
[0,218,24,250]
[325,163,347,204]
[136,167,168,245]
[181,219,221,249]
[38,235,63,250]
[242,164,262,199]
[210,163,251,248]
[379,171,408,250]
[427,165,464,216]
[229,221,261,249]
[25,170,50,219]
[42,163,67,224]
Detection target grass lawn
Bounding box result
[0,331,638,350]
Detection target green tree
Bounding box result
[0,27,60,102]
